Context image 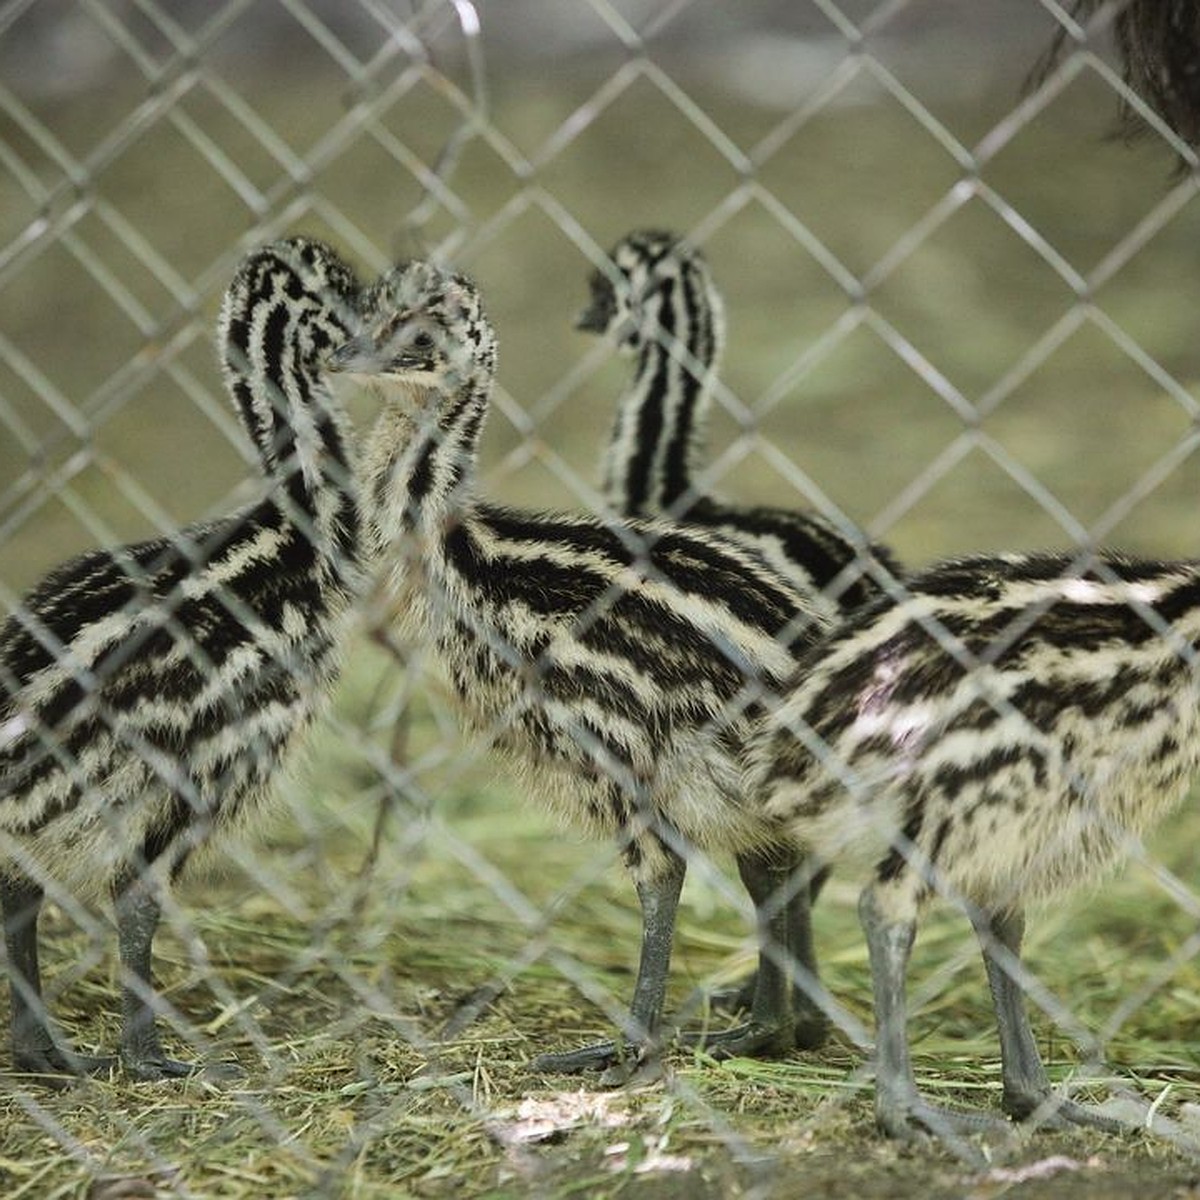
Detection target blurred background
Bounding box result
[3,2,1200,1195]
[5,0,1200,606]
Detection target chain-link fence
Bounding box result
[3,2,1200,1197]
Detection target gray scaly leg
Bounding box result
[113,874,196,1080]
[978,908,1122,1131]
[860,884,1008,1140]
[693,849,801,1059]
[2,873,113,1077]
[533,848,686,1080]
[775,856,832,1050]
[708,862,831,1049]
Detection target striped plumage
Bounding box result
[0,237,366,1079]
[748,549,1198,1137]
[580,229,904,1037]
[579,230,901,610]
[332,260,834,1075]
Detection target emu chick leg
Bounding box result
[860,883,1007,1139]
[2,874,113,1076]
[979,908,1123,1131]
[113,874,196,1080]
[709,862,831,1049]
[693,848,799,1058]
[533,848,686,1080]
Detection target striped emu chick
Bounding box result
[0,238,366,1079]
[579,230,901,609]
[579,229,903,1039]
[749,551,1196,1138]
[331,260,834,1077]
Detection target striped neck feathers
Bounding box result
[597,241,726,518]
[218,238,363,568]
[344,261,497,554]
[362,374,489,553]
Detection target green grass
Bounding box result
[4,653,1200,1199]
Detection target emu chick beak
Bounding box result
[574,302,610,334]
[327,334,378,374]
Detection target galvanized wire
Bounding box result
[2,0,1200,1193]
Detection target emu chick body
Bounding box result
[750,550,1197,1137]
[0,238,364,1079]
[581,229,904,1027]
[337,263,833,1074]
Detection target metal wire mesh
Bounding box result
[3,1,1200,1196]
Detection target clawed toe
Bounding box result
[877,1094,1012,1142]
[122,1055,196,1082]
[534,1017,797,1077]
[533,1039,637,1076]
[13,1045,116,1082]
[684,1019,794,1060]
[13,1033,240,1085]
[703,992,830,1052]
[131,1058,191,1081]
[532,1037,667,1085]
[121,1053,243,1083]
[1008,1092,1132,1134]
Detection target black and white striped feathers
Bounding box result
[339,258,828,862]
[333,259,834,1071]
[749,549,1200,1137]
[755,550,1200,909]
[580,230,901,612]
[0,237,367,1077]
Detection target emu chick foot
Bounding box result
[121,1050,244,1083]
[705,974,830,1050]
[876,1090,1012,1142]
[683,1017,795,1061]
[532,1037,667,1086]
[13,1041,115,1082]
[1007,1089,1136,1135]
